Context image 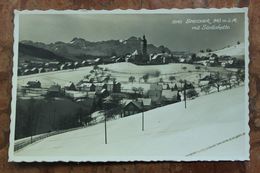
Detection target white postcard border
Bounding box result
[9,8,250,162]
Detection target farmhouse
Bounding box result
[47,85,62,97]
[64,82,76,91]
[122,100,143,117]
[148,84,163,104]
[137,98,152,110]
[113,82,121,93]
[26,80,41,88]
[78,83,96,92]
[64,90,87,100]
[161,90,179,103]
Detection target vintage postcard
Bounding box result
[9,8,249,162]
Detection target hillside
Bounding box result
[197,43,245,59]
[14,87,248,161]
[19,43,71,62]
[17,62,227,88]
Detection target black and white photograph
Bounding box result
[9,8,249,162]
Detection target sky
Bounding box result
[19,13,245,52]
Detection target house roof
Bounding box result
[80,83,95,88]
[151,53,163,60]
[101,88,107,93]
[64,82,74,87]
[122,99,143,110]
[27,81,40,85]
[137,98,151,106]
[162,90,178,99]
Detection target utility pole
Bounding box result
[142,111,144,131]
[104,113,107,144]
[184,80,187,109]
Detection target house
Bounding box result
[64,90,87,100]
[113,82,121,93]
[78,83,96,92]
[161,90,179,103]
[74,61,80,68]
[38,67,46,73]
[64,82,76,91]
[95,83,107,91]
[100,88,109,97]
[23,69,31,75]
[26,80,41,88]
[60,64,66,70]
[122,100,143,117]
[47,85,62,97]
[148,84,163,104]
[137,98,152,110]
[150,53,171,64]
[81,60,89,66]
[30,67,39,74]
[87,91,96,98]
[96,88,109,98]
[168,83,178,91]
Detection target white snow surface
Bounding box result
[197,43,245,59]
[18,62,222,88]
[15,87,248,161]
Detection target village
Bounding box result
[15,36,245,141]
[18,36,244,76]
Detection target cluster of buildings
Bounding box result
[195,53,244,68]
[23,75,186,119]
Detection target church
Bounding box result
[130,35,150,64]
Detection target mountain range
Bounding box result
[19,36,172,63]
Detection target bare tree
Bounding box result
[209,72,222,92]
[169,76,176,83]
[138,87,144,96]
[143,74,149,83]
[129,76,135,83]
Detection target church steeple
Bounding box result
[142,35,147,55]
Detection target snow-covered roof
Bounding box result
[94,58,100,62]
[101,88,107,93]
[151,53,163,60]
[137,98,151,106]
[64,82,74,87]
[80,83,94,88]
[132,50,138,56]
[162,90,178,99]
[123,100,143,110]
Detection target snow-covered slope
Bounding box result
[14,87,248,161]
[18,62,226,88]
[197,43,245,59]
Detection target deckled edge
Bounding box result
[8,10,19,162]
[8,8,250,162]
[244,7,250,161]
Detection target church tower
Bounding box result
[142,35,147,55]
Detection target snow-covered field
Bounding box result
[17,62,227,88]
[197,43,245,59]
[14,87,248,161]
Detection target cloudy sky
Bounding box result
[19,12,245,52]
